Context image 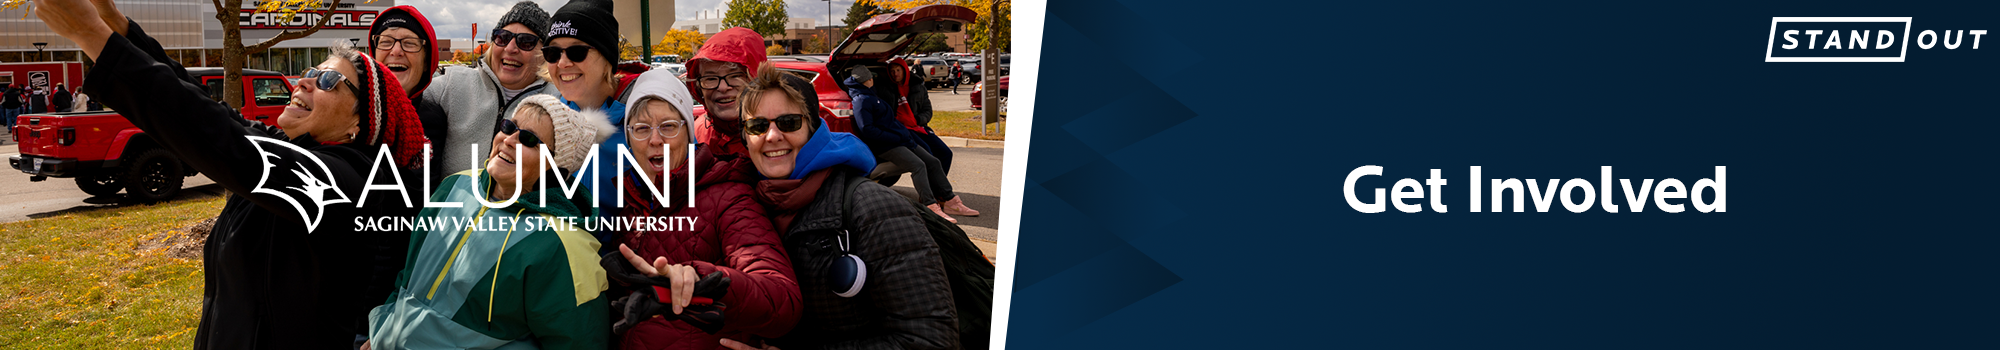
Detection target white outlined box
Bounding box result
[1765,17,1913,62]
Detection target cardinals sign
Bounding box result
[239,10,377,30]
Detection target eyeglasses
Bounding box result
[490,29,541,52]
[495,118,545,148]
[540,45,594,64]
[372,35,426,53]
[695,73,749,90]
[300,67,356,93]
[627,120,685,141]
[743,114,808,136]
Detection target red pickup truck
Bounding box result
[8,68,294,201]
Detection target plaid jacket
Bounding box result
[774,169,961,350]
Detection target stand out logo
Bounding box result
[1765,17,1987,62]
[247,136,352,232]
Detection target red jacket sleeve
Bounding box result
[688,182,802,338]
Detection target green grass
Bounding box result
[930,111,1006,141]
[0,197,224,348]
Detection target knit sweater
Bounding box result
[424,61,550,184]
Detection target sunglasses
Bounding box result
[540,45,594,64]
[495,118,545,148]
[743,114,809,136]
[490,29,541,52]
[300,67,355,92]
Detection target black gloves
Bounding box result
[601,253,733,334]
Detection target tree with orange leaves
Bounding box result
[860,0,1009,52]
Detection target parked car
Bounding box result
[769,55,829,63]
[827,3,977,101]
[648,62,686,80]
[827,5,978,182]
[690,60,854,133]
[688,5,974,141]
[957,54,1010,84]
[912,57,953,87]
[9,68,293,201]
[955,57,981,83]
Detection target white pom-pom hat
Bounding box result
[512,94,615,172]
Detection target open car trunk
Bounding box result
[828,4,978,98]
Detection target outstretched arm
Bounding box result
[58,0,372,231]
[35,0,114,60]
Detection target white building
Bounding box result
[675,15,816,35]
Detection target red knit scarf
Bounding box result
[753,169,831,232]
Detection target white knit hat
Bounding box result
[512,94,615,172]
[622,69,697,143]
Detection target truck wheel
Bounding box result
[75,172,123,196]
[123,149,184,202]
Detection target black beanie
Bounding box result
[497,1,552,38]
[548,0,619,62]
[782,73,821,129]
[371,10,430,43]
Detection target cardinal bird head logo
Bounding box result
[246,136,352,232]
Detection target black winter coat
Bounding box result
[27,90,46,112]
[904,70,933,127]
[847,83,915,154]
[2,88,19,109]
[83,20,416,349]
[768,169,960,350]
[50,89,71,112]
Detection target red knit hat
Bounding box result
[349,51,430,169]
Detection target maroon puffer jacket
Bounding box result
[614,147,802,350]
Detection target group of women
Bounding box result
[34,0,974,348]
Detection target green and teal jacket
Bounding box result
[368,170,610,349]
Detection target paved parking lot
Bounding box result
[0,133,225,223]
[927,84,979,112]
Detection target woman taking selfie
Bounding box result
[36,0,428,347]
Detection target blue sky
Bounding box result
[396,0,862,40]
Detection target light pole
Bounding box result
[32,42,47,62]
[823,0,833,53]
[641,0,653,63]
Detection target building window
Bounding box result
[254,50,270,73]
[312,48,329,69]
[292,48,312,76]
[204,49,224,68]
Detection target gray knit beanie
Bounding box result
[849,65,873,82]
[497,1,553,38]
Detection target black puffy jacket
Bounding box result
[759,168,960,350]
